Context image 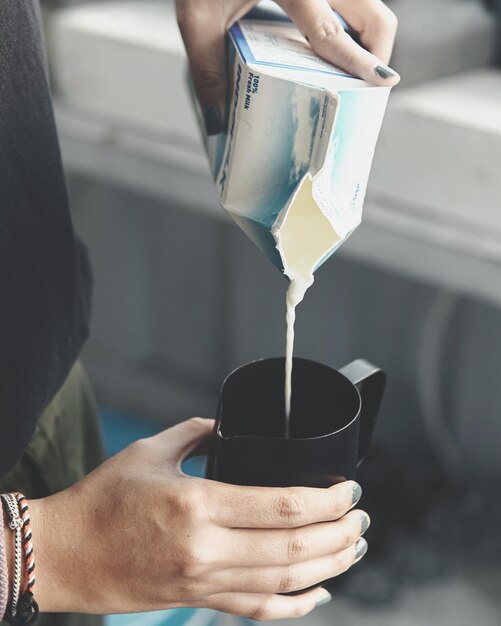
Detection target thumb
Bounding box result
[176,0,227,135]
[155,417,215,467]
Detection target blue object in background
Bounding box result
[100,409,207,475]
[100,409,161,456]
[100,410,209,626]
[106,608,216,626]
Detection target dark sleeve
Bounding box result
[0,1,93,475]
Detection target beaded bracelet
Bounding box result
[0,493,39,625]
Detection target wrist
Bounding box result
[1,493,33,619]
[29,492,84,613]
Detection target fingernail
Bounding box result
[315,588,332,608]
[355,537,368,560]
[374,64,398,80]
[360,512,371,535]
[352,482,362,506]
[203,105,223,135]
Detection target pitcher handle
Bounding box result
[339,359,386,467]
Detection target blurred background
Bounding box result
[38,0,501,624]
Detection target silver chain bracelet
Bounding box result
[0,494,24,617]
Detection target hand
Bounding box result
[176,0,400,134]
[29,418,369,620]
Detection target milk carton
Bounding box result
[199,14,391,273]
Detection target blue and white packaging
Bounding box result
[200,16,392,272]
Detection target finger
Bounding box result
[176,0,227,133]
[207,480,361,528]
[226,509,369,567]
[330,0,398,64]
[148,417,214,467]
[184,441,210,460]
[216,539,367,595]
[205,586,331,620]
[276,0,399,86]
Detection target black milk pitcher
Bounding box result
[206,357,386,488]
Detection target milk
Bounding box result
[276,175,341,434]
[192,12,392,436]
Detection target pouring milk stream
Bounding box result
[194,14,392,436]
[275,176,341,435]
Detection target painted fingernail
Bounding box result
[203,105,223,135]
[360,512,371,534]
[315,588,332,608]
[352,482,362,506]
[374,64,399,80]
[355,537,368,560]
